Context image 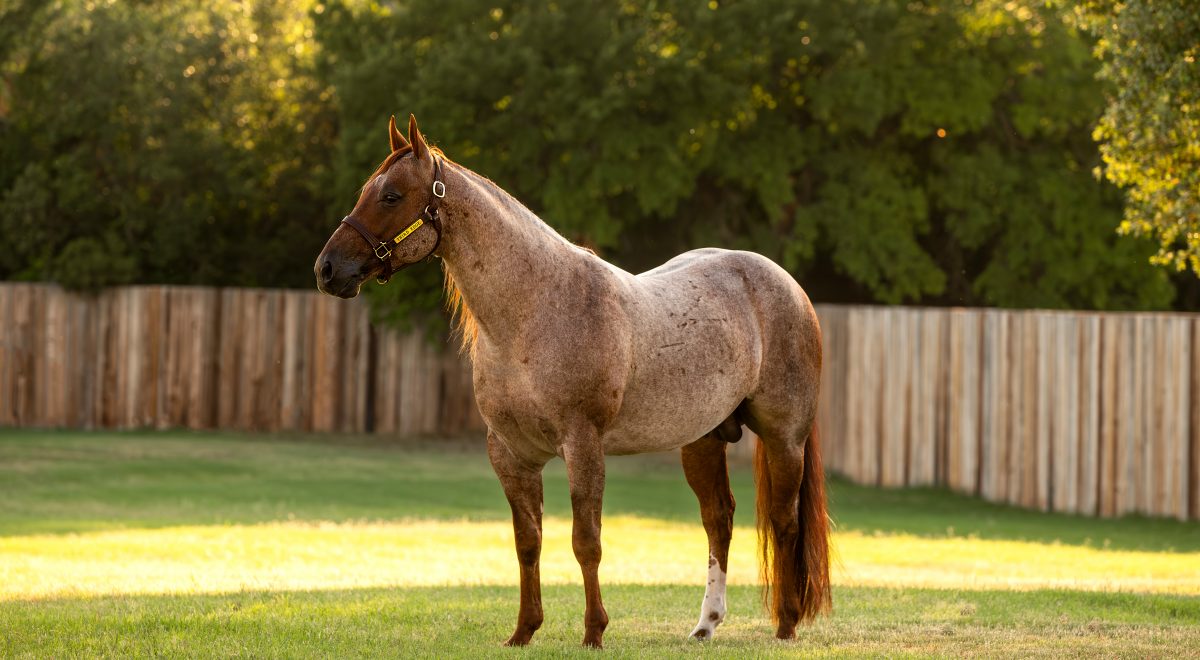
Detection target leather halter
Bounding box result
[340,156,446,282]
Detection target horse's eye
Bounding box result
[382,193,400,205]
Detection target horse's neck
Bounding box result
[439,162,582,348]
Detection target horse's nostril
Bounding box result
[320,258,334,284]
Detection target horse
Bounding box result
[315,115,830,648]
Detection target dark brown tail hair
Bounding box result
[754,424,831,627]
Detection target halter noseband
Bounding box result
[340,156,446,282]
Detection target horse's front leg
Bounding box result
[487,431,548,646]
[562,434,609,648]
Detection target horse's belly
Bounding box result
[601,336,757,455]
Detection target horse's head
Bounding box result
[315,114,444,298]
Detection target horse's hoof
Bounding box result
[503,634,531,647]
[581,634,604,649]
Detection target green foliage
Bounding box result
[316,0,1172,315]
[1076,0,1200,275]
[0,0,335,290]
[0,0,1182,315]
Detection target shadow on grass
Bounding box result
[3,584,1198,658]
[0,429,1196,554]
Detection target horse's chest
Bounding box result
[472,354,621,459]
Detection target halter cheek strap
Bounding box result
[340,157,446,280]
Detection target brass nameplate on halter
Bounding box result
[392,219,424,244]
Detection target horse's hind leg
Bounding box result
[747,408,831,639]
[487,431,549,646]
[681,434,735,641]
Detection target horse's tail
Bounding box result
[754,423,831,634]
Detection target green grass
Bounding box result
[1,429,1198,657]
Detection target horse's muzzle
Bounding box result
[315,253,366,298]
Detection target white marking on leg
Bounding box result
[688,553,727,640]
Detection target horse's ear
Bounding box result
[388,115,409,152]
[408,113,429,160]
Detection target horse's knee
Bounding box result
[572,536,602,566]
[516,540,540,566]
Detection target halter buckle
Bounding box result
[432,180,446,198]
[373,243,392,260]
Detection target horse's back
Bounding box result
[636,248,817,346]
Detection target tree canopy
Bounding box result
[1076,0,1200,276]
[0,0,1187,323]
[0,0,333,288]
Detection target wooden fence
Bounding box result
[816,306,1198,521]
[1,284,1197,519]
[0,284,482,435]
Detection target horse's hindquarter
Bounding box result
[601,249,782,455]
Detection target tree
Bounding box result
[314,0,1172,319]
[0,0,1180,318]
[0,0,336,289]
[1075,0,1200,276]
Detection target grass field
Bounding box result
[2,430,1198,657]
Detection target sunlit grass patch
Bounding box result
[3,516,1197,601]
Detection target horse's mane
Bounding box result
[443,266,478,360]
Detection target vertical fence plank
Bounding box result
[853,307,882,486]
[906,308,941,486]
[1143,316,1160,517]
[842,308,862,482]
[280,291,304,430]
[1113,315,1139,515]
[310,295,338,432]
[42,289,67,428]
[6,285,27,426]
[1191,317,1200,521]
[345,300,372,433]
[0,286,10,426]
[1121,316,1147,515]
[1164,318,1191,520]
[979,310,1009,503]
[1098,315,1120,517]
[1077,316,1101,516]
[1051,314,1078,513]
[947,309,981,496]
[195,288,221,430]
[17,285,32,425]
[1008,313,1036,508]
[78,291,99,429]
[879,308,908,487]
[144,286,163,427]
[1034,313,1055,510]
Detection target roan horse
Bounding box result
[315,115,830,647]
